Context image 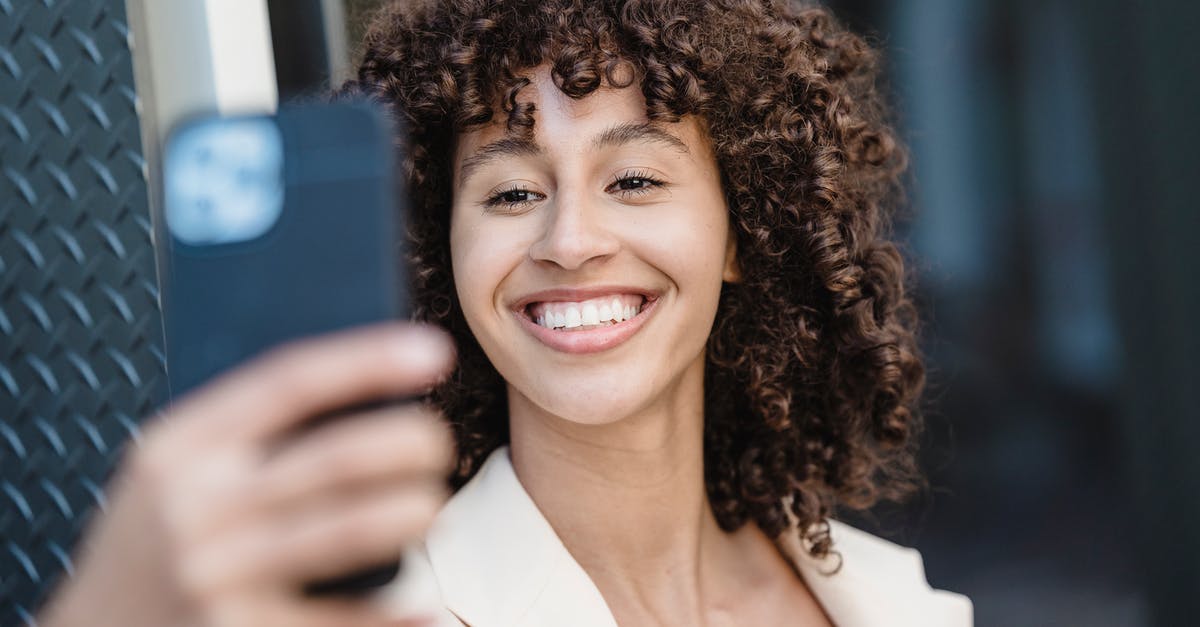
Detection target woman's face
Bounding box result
[450,66,737,426]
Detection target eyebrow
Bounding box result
[592,121,691,155]
[456,121,691,188]
[458,137,541,188]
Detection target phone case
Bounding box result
[160,102,409,595]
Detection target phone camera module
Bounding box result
[165,117,284,246]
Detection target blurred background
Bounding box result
[822,1,1198,625]
[2,0,1196,625]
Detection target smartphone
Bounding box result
[160,101,408,594]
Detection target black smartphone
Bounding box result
[160,101,408,594]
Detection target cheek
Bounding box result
[449,212,488,317]
[632,201,730,282]
[449,210,525,325]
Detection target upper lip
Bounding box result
[510,286,660,312]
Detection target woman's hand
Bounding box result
[38,324,456,627]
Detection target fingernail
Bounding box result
[390,328,453,372]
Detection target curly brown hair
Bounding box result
[341,0,922,558]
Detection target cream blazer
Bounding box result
[376,447,973,626]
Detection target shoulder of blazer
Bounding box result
[778,520,974,627]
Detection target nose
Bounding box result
[528,191,620,270]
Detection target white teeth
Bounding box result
[564,307,582,328]
[581,303,600,326]
[530,294,645,330]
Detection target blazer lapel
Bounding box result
[423,447,618,627]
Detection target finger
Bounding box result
[182,482,446,593]
[249,404,453,515]
[164,405,451,546]
[164,323,455,447]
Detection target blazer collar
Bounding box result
[424,446,971,627]
[423,446,617,627]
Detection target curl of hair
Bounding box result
[341,0,923,559]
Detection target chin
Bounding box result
[508,374,657,428]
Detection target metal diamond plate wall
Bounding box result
[0,0,166,624]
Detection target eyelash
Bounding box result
[606,170,666,196]
[484,185,541,209]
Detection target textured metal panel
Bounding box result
[0,0,165,623]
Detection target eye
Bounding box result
[496,189,533,203]
[614,177,652,191]
[607,170,666,196]
[484,185,544,211]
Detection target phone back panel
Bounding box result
[162,103,407,399]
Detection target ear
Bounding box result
[722,232,741,283]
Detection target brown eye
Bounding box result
[484,186,543,210]
[500,189,532,203]
[607,171,665,196]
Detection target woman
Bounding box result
[42,0,970,625]
[356,0,970,623]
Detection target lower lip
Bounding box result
[516,298,658,354]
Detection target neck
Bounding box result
[507,357,746,620]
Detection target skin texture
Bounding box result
[450,67,832,626]
[39,324,456,627]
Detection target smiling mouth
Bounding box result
[525,294,647,331]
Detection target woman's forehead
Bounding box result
[452,67,711,177]
[455,67,643,150]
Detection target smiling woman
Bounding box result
[338,0,972,624]
[26,1,975,626]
